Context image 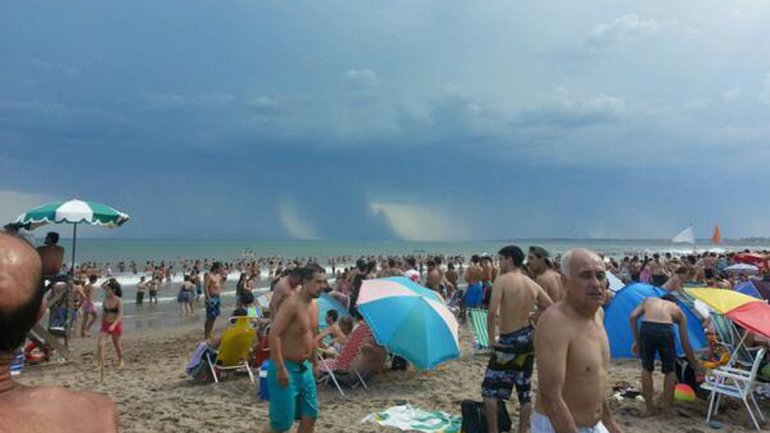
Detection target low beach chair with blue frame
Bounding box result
[206,317,257,383]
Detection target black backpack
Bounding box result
[460,399,512,433]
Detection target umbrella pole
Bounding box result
[71,223,77,275]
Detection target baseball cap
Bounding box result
[528,245,550,259]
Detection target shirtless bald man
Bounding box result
[0,232,118,433]
[528,246,565,303]
[264,264,324,433]
[533,249,623,433]
[482,246,552,433]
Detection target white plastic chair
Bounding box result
[702,347,766,430]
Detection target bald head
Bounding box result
[0,232,44,352]
[560,248,603,278]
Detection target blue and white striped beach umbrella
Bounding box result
[357,277,460,370]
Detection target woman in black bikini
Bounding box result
[98,278,124,369]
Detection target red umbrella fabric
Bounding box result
[733,253,767,269]
[726,302,770,339]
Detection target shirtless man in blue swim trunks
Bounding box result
[264,263,324,433]
[464,255,484,308]
[203,262,225,340]
[482,246,552,433]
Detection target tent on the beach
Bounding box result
[604,283,708,359]
[735,281,765,300]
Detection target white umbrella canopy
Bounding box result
[723,263,759,275]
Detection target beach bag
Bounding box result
[460,399,511,433]
[675,356,708,399]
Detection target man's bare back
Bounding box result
[269,276,299,317]
[639,297,681,324]
[535,302,609,427]
[0,385,118,433]
[493,271,551,335]
[37,244,64,277]
[465,263,483,284]
[535,270,564,304]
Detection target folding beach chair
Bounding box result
[206,317,257,383]
[467,308,490,351]
[702,348,767,431]
[318,322,373,396]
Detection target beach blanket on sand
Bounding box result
[186,342,217,382]
[363,404,460,433]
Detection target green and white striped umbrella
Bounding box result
[15,199,129,274]
[16,199,129,229]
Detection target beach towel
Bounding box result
[186,342,217,382]
[10,350,24,376]
[363,404,461,433]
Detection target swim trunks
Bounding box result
[465,283,484,308]
[639,321,676,374]
[268,359,319,432]
[100,320,123,337]
[206,295,221,319]
[481,325,535,403]
[178,290,191,303]
[531,411,609,433]
[81,299,97,315]
[651,274,668,287]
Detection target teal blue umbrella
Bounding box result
[357,277,460,370]
[16,199,130,273]
[318,292,350,330]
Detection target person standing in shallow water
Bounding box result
[204,262,225,340]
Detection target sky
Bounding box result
[2,1,770,241]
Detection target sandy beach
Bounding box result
[16,313,767,433]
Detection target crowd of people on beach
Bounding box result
[3,223,770,432]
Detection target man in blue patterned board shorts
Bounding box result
[481,245,553,433]
[264,264,325,433]
[203,262,225,340]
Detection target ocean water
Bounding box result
[57,238,770,265]
[50,238,770,334]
